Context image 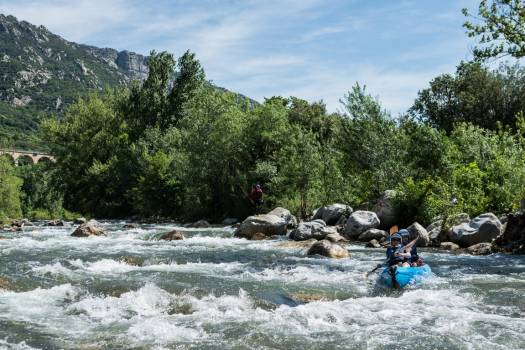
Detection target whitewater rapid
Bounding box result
[0,222,523,349]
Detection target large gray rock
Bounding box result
[71,219,105,237]
[235,213,288,239]
[450,213,502,247]
[306,239,349,259]
[467,242,493,255]
[427,213,470,245]
[268,207,297,228]
[313,204,352,226]
[372,190,397,229]
[289,220,327,241]
[494,213,525,254]
[407,222,430,247]
[357,228,388,242]
[343,211,380,239]
[440,242,460,251]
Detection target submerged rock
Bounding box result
[45,219,64,227]
[0,276,15,291]
[71,219,105,237]
[118,256,142,266]
[467,243,493,255]
[440,242,460,251]
[276,239,317,249]
[365,239,381,248]
[123,223,139,229]
[343,211,380,239]
[306,239,349,259]
[313,204,352,226]
[160,230,184,241]
[289,220,327,241]
[358,228,388,242]
[185,220,211,228]
[450,213,502,247]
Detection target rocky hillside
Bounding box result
[0,14,151,149]
[0,14,148,111]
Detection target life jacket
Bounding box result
[386,245,406,266]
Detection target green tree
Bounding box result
[0,157,22,219]
[410,62,525,132]
[464,0,525,60]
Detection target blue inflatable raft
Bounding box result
[378,264,432,288]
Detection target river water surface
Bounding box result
[0,222,524,349]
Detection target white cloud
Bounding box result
[0,0,475,114]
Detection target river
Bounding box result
[0,222,524,349]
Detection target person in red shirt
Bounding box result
[249,184,264,213]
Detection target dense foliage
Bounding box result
[410,62,525,132]
[3,1,525,226]
[464,0,525,60]
[17,51,519,224]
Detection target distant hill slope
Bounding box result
[0,14,150,149]
[0,14,256,150]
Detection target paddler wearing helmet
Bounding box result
[386,233,411,267]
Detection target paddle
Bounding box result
[363,225,399,278]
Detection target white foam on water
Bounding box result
[31,259,248,279]
[0,338,39,350]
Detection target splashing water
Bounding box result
[0,222,524,349]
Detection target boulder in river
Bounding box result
[407,222,430,247]
[268,207,297,228]
[450,213,502,247]
[440,242,460,251]
[235,207,296,239]
[357,228,388,242]
[306,239,349,259]
[313,204,352,226]
[324,232,348,244]
[185,220,211,228]
[46,219,64,227]
[160,230,184,241]
[493,213,525,254]
[123,223,139,229]
[365,239,381,248]
[428,213,470,245]
[289,219,327,241]
[372,190,397,229]
[71,219,105,237]
[343,211,380,239]
[467,243,493,255]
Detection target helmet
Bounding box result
[390,233,402,241]
[399,229,410,237]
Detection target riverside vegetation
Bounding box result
[2,0,525,231]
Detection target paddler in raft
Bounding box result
[400,229,424,266]
[386,233,411,267]
[386,229,423,267]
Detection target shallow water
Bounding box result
[0,222,524,349]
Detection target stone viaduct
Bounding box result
[0,148,56,165]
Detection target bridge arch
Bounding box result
[0,149,56,166]
[17,154,35,166]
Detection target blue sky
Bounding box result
[0,0,478,114]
